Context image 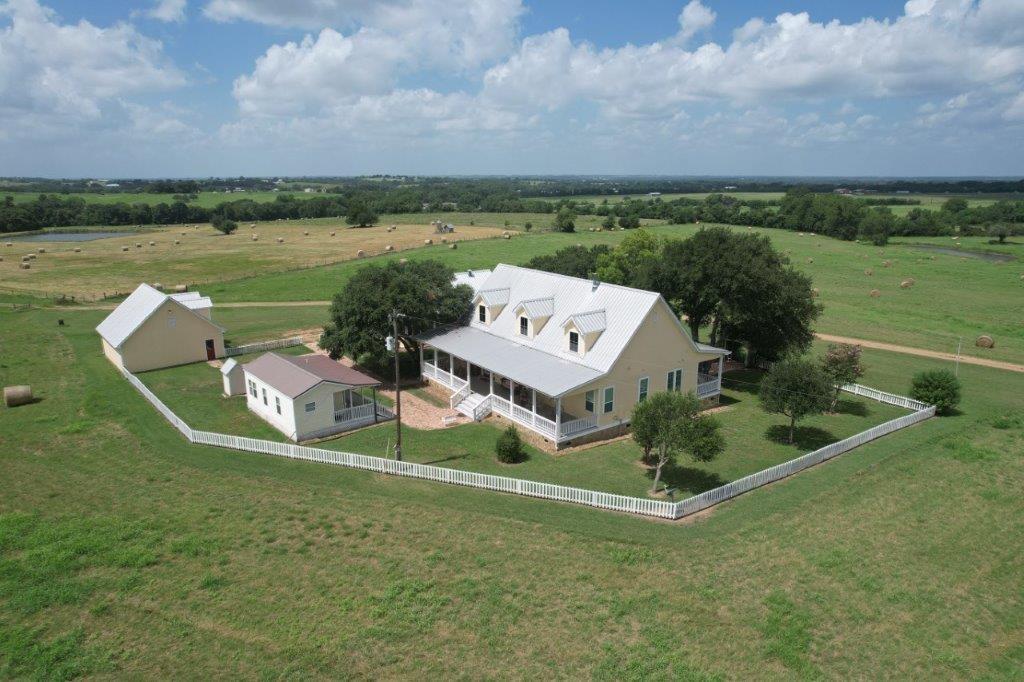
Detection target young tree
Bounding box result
[524,221,533,232]
[942,197,969,213]
[495,425,525,463]
[988,224,1010,244]
[909,370,961,415]
[858,207,895,246]
[820,343,864,411]
[553,206,576,233]
[601,214,615,230]
[210,214,237,235]
[618,214,641,229]
[759,359,833,444]
[594,229,661,285]
[320,260,472,373]
[631,391,724,493]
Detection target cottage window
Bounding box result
[519,316,529,336]
[167,314,176,328]
[585,390,595,413]
[262,388,267,405]
[478,305,487,323]
[667,368,682,392]
[603,387,614,413]
[275,396,282,415]
[305,402,316,413]
[568,331,579,353]
[638,377,649,402]
[248,380,257,398]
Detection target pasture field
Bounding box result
[195,221,1021,365]
[5,190,311,207]
[137,356,906,499]
[1,304,1021,678]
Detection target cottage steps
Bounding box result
[454,392,489,421]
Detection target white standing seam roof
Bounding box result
[420,264,729,396]
[95,283,223,349]
[515,297,555,319]
[220,358,238,375]
[177,296,213,311]
[452,270,492,295]
[169,291,201,302]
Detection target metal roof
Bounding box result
[177,296,213,311]
[695,342,729,355]
[515,297,555,319]
[220,358,239,375]
[476,287,510,307]
[563,309,607,334]
[452,269,492,295]
[95,283,222,349]
[419,326,603,397]
[242,353,378,399]
[169,291,201,301]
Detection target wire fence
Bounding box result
[224,336,305,357]
[121,369,933,520]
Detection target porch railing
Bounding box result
[422,361,469,392]
[697,372,721,398]
[450,383,471,410]
[490,394,557,438]
[334,402,375,424]
[559,415,597,438]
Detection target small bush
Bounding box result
[909,369,961,415]
[495,426,525,463]
[524,222,532,232]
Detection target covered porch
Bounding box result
[420,343,599,443]
[697,357,724,399]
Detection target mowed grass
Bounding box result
[0,218,505,299]
[136,348,907,498]
[1,304,1023,678]
[198,222,1023,364]
[215,305,327,346]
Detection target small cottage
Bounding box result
[242,352,387,441]
[221,358,245,396]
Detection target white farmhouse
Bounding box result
[242,352,389,441]
[419,264,729,448]
[96,283,224,372]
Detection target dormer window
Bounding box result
[519,316,529,336]
[568,331,579,353]
[478,305,486,323]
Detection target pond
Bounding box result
[908,244,1016,263]
[4,231,137,242]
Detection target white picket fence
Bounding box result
[224,336,304,357]
[122,369,933,520]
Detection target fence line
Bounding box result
[121,368,932,520]
[224,336,304,357]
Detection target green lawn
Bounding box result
[5,190,312,207]
[1,306,1022,678]
[215,305,327,346]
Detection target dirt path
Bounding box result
[815,333,1024,373]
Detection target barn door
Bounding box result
[205,339,216,360]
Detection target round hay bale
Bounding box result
[357,250,365,258]
[449,243,458,250]
[441,237,448,244]
[0,256,3,262]
[277,237,284,243]
[798,232,805,236]
[121,246,129,252]
[975,335,994,349]
[399,258,408,265]
[811,287,820,297]
[21,255,30,262]
[900,280,913,289]
[28,253,36,260]
[153,283,163,291]
[174,240,180,245]
[330,231,336,237]
[869,289,881,298]
[4,242,11,247]
[883,260,892,267]
[20,262,30,270]
[3,385,32,407]
[806,258,814,264]
[502,231,509,237]
[391,225,397,230]
[503,234,511,240]
[864,268,873,276]
[385,245,394,252]
[181,232,186,236]
[73,247,81,253]
[424,239,433,245]
[249,223,256,228]
[303,231,309,236]
[251,235,259,241]
[149,241,155,246]
[135,243,142,249]
[37,247,45,253]
[904,277,915,285]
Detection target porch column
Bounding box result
[555,397,562,438]
[372,387,379,423]
[488,371,494,395]
[717,355,724,391]
[419,345,424,374]
[531,389,537,423]
[466,361,471,382]
[509,379,516,406]
[433,347,438,368]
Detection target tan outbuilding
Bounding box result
[221,358,246,396]
[96,283,225,372]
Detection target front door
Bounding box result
[205,339,216,361]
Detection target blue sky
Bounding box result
[1,0,1022,178]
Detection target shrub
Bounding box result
[211,214,237,235]
[524,222,532,232]
[909,370,961,414]
[495,426,525,463]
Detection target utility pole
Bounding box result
[391,311,403,461]
[955,336,962,377]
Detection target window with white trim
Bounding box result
[262,388,267,405]
[584,390,595,413]
[275,396,282,415]
[248,380,257,398]
[603,387,614,413]
[667,368,682,392]
[304,402,316,413]
[568,331,579,353]
[519,316,529,336]
[638,376,649,402]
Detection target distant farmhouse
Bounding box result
[96,283,224,372]
[419,265,728,448]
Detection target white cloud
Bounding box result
[676,0,715,44]
[148,0,186,23]
[0,0,186,136]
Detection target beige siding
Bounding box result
[116,302,224,372]
[101,338,125,370]
[562,299,721,427]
